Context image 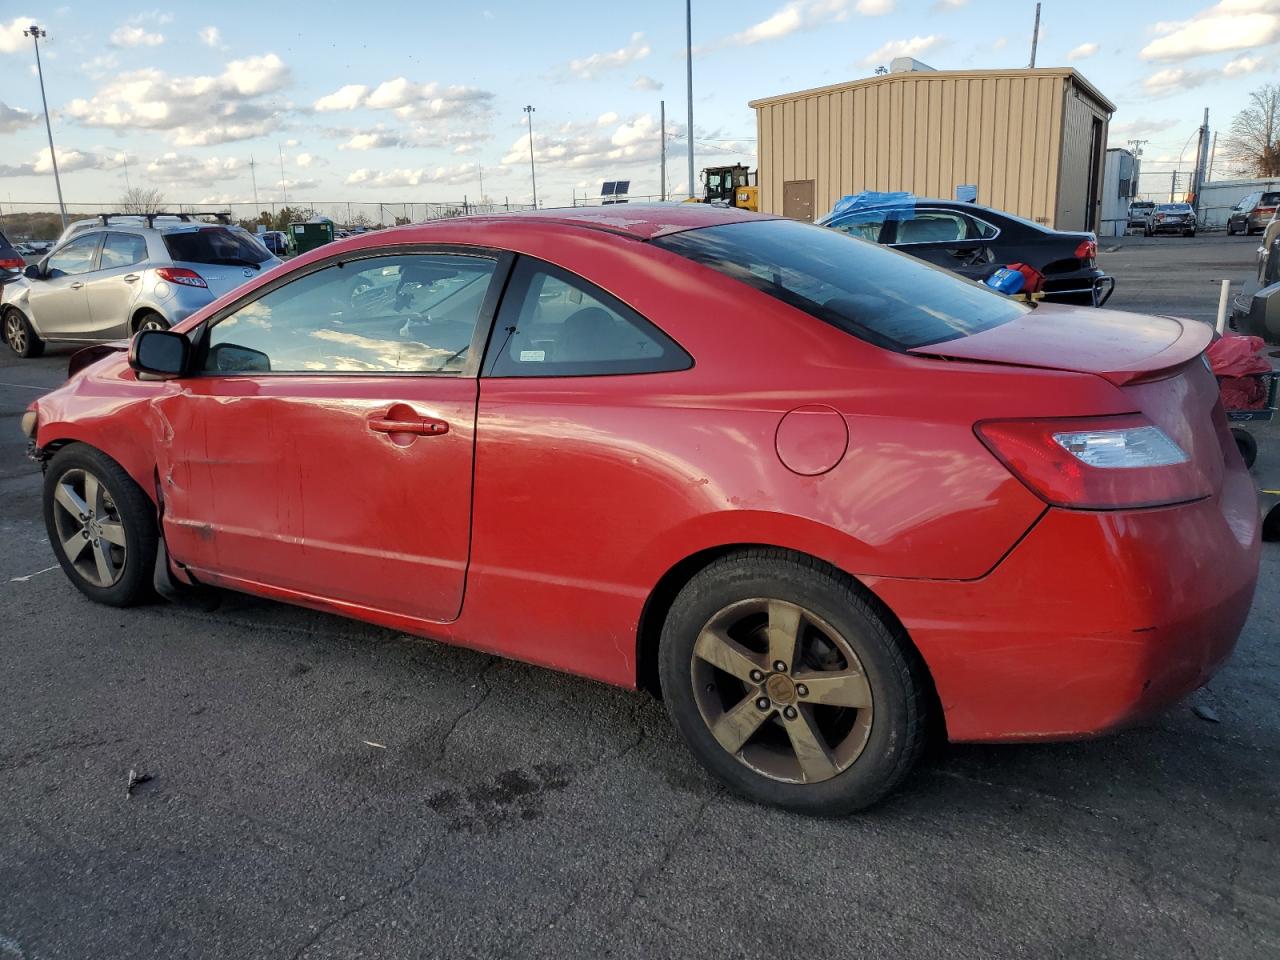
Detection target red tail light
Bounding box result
[0,257,24,271]
[1154,214,1165,222]
[1257,206,1276,217]
[976,415,1211,509]
[155,266,207,288]
[1073,238,1096,260]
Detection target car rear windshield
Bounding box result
[651,219,1028,350]
[1261,193,1280,206]
[163,227,272,266]
[1156,204,1192,213]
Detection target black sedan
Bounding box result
[819,198,1112,305]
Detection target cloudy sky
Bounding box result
[0,0,1275,210]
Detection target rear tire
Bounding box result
[133,310,169,333]
[43,444,157,607]
[658,549,928,814]
[1232,428,1258,470]
[4,307,44,358]
[1263,504,1280,543]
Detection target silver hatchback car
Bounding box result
[2,213,282,358]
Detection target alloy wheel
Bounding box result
[5,313,26,354]
[690,598,874,784]
[139,316,167,332]
[50,467,127,588]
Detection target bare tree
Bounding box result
[119,187,167,214]
[1223,82,1280,178]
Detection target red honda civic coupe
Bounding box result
[23,204,1260,813]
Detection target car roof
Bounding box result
[447,202,781,241]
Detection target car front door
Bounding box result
[890,210,994,279]
[83,232,148,338]
[27,233,102,338]
[154,247,507,623]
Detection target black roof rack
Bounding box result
[94,211,233,228]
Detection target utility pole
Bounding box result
[660,99,667,202]
[25,24,66,230]
[1191,107,1210,214]
[686,0,695,199]
[1028,2,1041,68]
[278,145,288,207]
[478,164,485,205]
[121,155,132,191]
[249,156,260,215]
[523,105,538,208]
[1207,131,1218,183]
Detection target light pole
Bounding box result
[523,105,538,208]
[686,0,695,199]
[25,24,66,231]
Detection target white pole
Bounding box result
[686,0,695,199]
[1216,279,1231,335]
[27,25,67,230]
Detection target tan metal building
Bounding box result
[749,67,1115,231]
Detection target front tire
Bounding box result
[1232,428,1258,470]
[43,444,158,606]
[4,307,44,358]
[658,550,928,814]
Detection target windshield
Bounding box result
[653,219,1028,350]
[163,227,272,266]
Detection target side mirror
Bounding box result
[207,342,271,373]
[130,329,190,378]
[24,264,42,280]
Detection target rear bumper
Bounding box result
[867,465,1260,742]
[1151,221,1196,234]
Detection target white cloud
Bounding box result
[1224,53,1262,73]
[1141,0,1280,61]
[992,35,1008,49]
[862,34,939,65]
[932,0,967,8]
[1142,66,1218,95]
[295,152,317,168]
[1109,117,1179,138]
[345,164,478,188]
[717,0,890,48]
[198,26,221,48]
[110,24,164,47]
[312,77,493,122]
[340,130,404,150]
[314,83,368,112]
[1067,41,1098,59]
[25,145,124,175]
[597,111,619,126]
[0,101,38,133]
[566,32,650,79]
[0,15,36,54]
[632,74,663,91]
[145,152,243,184]
[64,53,291,145]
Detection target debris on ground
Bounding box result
[126,768,153,798]
[1193,704,1221,723]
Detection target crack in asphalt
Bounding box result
[430,656,501,766]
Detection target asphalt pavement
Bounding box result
[1,235,1277,959]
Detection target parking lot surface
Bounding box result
[1,235,1277,959]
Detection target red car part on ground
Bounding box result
[23,205,1260,812]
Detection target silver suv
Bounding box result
[2,213,281,358]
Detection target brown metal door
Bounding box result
[782,180,816,222]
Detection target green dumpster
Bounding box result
[290,221,334,255]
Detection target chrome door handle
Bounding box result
[123,274,140,282]
[69,281,84,289]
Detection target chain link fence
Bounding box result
[0,199,536,241]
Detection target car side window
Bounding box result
[895,212,968,244]
[967,217,999,240]
[100,233,148,269]
[826,214,887,243]
[202,252,497,375]
[46,234,101,277]
[487,259,691,378]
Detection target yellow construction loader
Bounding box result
[686,164,759,211]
